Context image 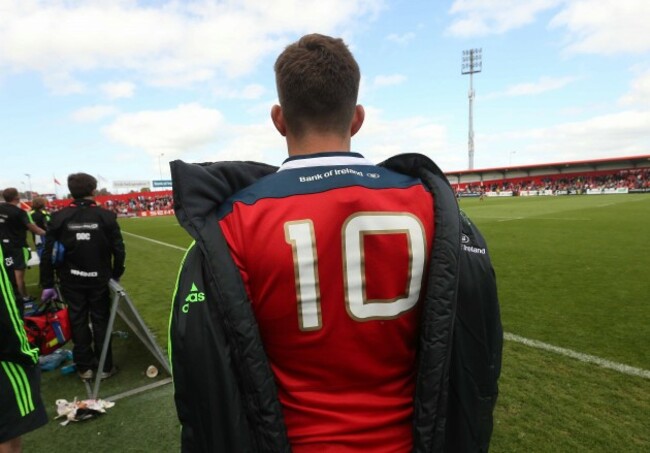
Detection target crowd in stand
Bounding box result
[47,193,174,216]
[102,194,173,216]
[459,168,649,195]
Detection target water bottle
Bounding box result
[112,330,129,339]
[39,349,69,371]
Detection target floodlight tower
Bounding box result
[158,153,165,180]
[462,48,482,170]
[24,173,33,201]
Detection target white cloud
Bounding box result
[480,110,650,165]
[355,106,450,164]
[0,0,386,89]
[550,0,650,55]
[104,103,223,156]
[214,84,267,100]
[71,105,119,123]
[101,81,135,99]
[370,74,407,89]
[386,32,415,44]
[206,123,285,164]
[482,76,579,100]
[42,72,85,95]
[448,0,650,55]
[447,0,563,37]
[619,70,650,107]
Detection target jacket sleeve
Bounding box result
[169,243,253,453]
[108,214,126,280]
[444,211,503,452]
[1,249,39,365]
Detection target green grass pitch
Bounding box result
[21,194,650,452]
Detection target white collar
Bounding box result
[278,153,373,172]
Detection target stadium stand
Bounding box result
[48,191,173,217]
[448,155,650,197]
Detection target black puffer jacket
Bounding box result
[169,153,502,452]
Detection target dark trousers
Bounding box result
[60,284,113,373]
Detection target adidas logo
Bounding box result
[185,283,205,302]
[182,283,205,313]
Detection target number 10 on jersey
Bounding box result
[285,213,427,331]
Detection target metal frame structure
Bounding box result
[85,279,172,400]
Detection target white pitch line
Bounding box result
[504,332,650,380]
[122,231,187,252]
[496,217,591,222]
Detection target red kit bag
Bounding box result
[24,301,72,355]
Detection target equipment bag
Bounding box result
[24,300,72,355]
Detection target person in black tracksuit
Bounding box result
[39,173,125,381]
[0,246,47,451]
[0,188,46,305]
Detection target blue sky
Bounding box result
[1,0,649,194]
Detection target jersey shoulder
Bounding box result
[216,164,424,220]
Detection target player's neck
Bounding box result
[286,133,351,157]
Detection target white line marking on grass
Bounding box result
[496,217,590,222]
[122,231,187,252]
[504,332,650,380]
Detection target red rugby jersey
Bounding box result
[217,152,435,452]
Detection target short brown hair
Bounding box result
[2,187,19,202]
[31,197,47,210]
[68,173,97,199]
[274,34,360,137]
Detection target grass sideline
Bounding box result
[21,194,650,452]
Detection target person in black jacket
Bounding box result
[0,247,47,452]
[169,33,501,452]
[40,173,125,381]
[0,188,46,306]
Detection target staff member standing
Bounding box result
[29,197,51,259]
[0,188,46,306]
[1,246,47,452]
[40,173,125,381]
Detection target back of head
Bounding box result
[68,173,97,199]
[274,33,360,138]
[31,197,47,210]
[2,187,19,203]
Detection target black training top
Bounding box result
[0,203,31,249]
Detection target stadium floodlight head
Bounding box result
[461,48,483,170]
[461,48,482,75]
